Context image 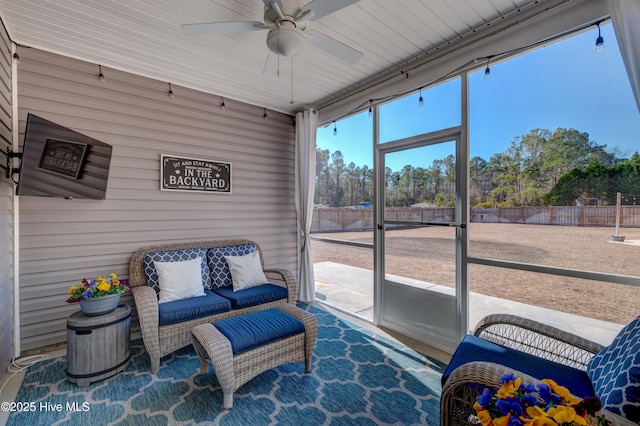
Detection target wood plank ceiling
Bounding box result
[0,0,548,115]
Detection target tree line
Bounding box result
[315,127,640,208]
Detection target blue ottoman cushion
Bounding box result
[213,308,305,355]
[442,335,596,399]
[213,284,288,309]
[158,290,231,326]
[587,316,640,423]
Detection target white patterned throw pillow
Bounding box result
[143,248,210,292]
[154,257,206,303]
[224,251,268,291]
[207,244,257,288]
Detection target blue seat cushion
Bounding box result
[158,290,231,326]
[213,284,288,309]
[587,316,640,423]
[212,308,305,355]
[442,335,596,399]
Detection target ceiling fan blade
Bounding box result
[263,51,279,77]
[263,0,284,11]
[181,21,266,35]
[302,0,361,21]
[307,30,363,65]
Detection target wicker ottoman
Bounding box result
[190,304,317,409]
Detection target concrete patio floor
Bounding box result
[314,261,625,348]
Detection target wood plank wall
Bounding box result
[0,21,14,374]
[16,48,297,351]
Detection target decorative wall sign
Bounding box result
[161,154,231,193]
[38,138,88,179]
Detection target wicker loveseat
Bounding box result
[129,239,297,373]
[440,314,639,426]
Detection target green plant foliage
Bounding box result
[315,127,633,208]
[544,153,640,206]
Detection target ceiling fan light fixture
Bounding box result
[266,22,305,57]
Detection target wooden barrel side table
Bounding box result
[66,304,131,387]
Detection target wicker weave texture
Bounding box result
[440,315,634,426]
[474,314,604,369]
[129,239,298,373]
[440,361,635,426]
[191,305,317,409]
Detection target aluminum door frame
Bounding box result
[373,127,469,353]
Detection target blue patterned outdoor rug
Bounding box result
[8,304,445,425]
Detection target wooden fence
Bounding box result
[311,206,640,233]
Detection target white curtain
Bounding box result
[608,0,640,114]
[295,109,318,302]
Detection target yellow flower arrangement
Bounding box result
[66,273,129,303]
[474,374,607,426]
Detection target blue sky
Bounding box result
[317,23,640,172]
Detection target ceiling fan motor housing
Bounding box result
[266,20,306,57]
[181,0,362,65]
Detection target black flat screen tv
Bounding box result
[17,114,112,200]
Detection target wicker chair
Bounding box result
[440,314,637,426]
[129,239,297,373]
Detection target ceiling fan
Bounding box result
[181,0,363,75]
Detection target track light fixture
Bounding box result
[98,65,105,82]
[221,97,226,110]
[263,108,268,121]
[168,83,174,98]
[595,21,605,53]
